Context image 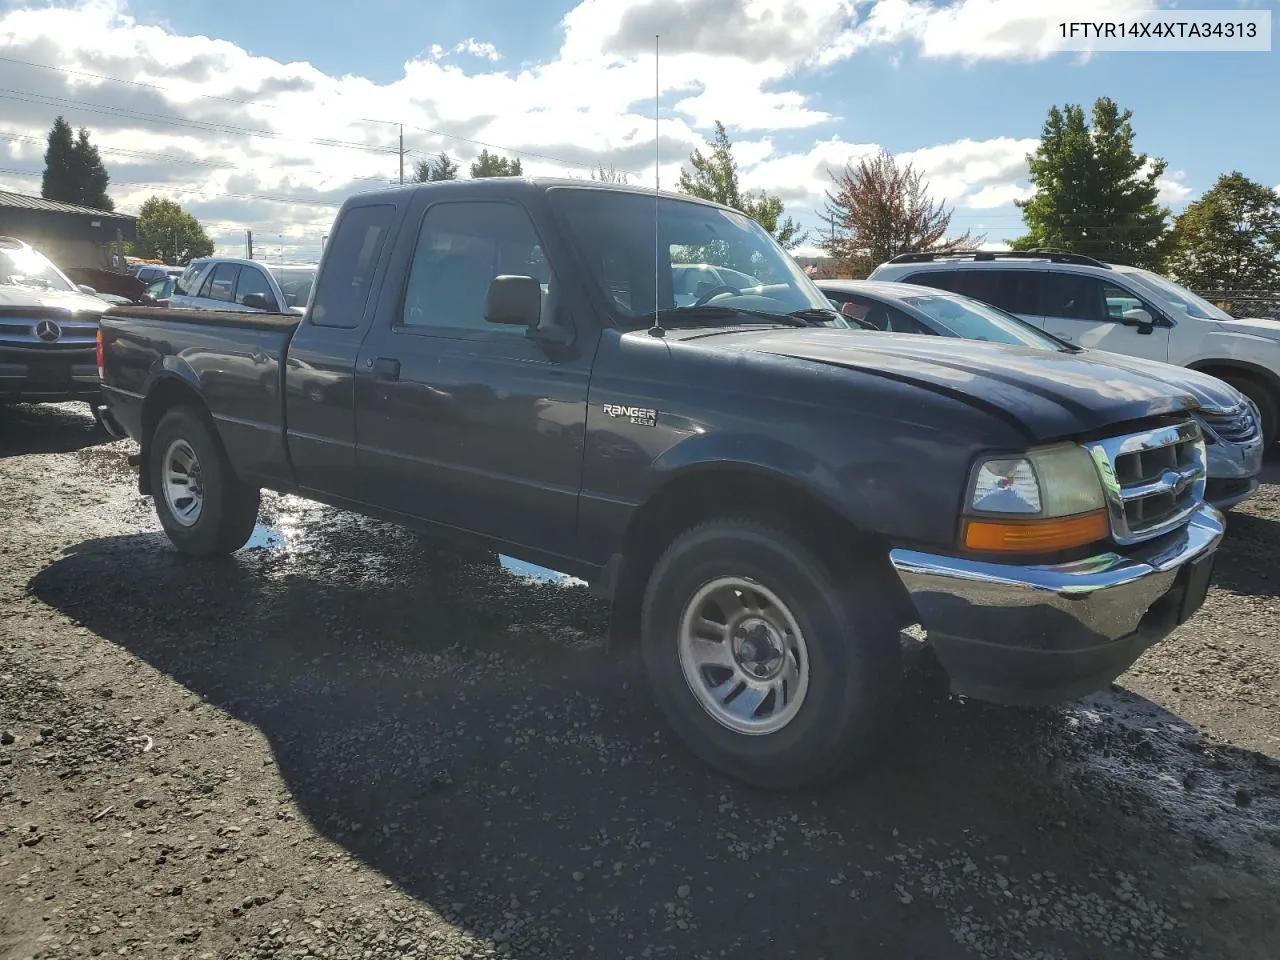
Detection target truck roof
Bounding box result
[346,177,737,214]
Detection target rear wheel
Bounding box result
[149,406,260,556]
[1225,376,1277,449]
[640,518,901,789]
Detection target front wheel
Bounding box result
[640,518,901,789]
[149,406,261,557]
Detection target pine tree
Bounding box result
[41,117,78,205]
[72,127,114,211]
[677,121,806,249]
[1013,97,1168,268]
[41,117,114,211]
[1166,173,1280,291]
[470,149,523,178]
[412,152,459,182]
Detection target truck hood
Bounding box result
[0,285,110,314]
[689,327,1199,442]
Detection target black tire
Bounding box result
[1226,376,1278,449]
[640,518,901,790]
[149,405,261,557]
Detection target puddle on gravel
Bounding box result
[240,494,587,589]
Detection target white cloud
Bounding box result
[1156,170,1193,205]
[0,0,1061,260]
[828,0,1171,64]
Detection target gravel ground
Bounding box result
[1,402,1278,960]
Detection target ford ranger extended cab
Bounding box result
[98,180,1225,788]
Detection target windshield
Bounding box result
[267,265,318,309]
[548,188,835,325]
[1120,268,1233,321]
[900,293,1066,349]
[0,246,76,293]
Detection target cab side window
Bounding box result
[400,200,552,336]
[309,203,396,329]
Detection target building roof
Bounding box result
[0,189,136,220]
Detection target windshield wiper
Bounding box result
[786,308,844,325]
[651,304,809,328]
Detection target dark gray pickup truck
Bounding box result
[99,179,1224,788]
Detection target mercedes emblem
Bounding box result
[34,319,62,343]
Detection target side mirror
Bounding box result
[1121,307,1156,334]
[139,294,157,306]
[485,275,541,327]
[242,292,275,312]
[78,284,97,295]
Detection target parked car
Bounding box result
[820,279,1265,511]
[867,250,1280,447]
[140,276,177,306]
[132,264,184,285]
[98,179,1223,789]
[168,258,317,315]
[0,236,110,418]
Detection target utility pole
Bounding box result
[399,124,404,185]
[246,229,253,260]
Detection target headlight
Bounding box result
[962,443,1108,553]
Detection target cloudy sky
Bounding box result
[0,0,1276,262]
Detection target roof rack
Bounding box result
[885,249,1111,269]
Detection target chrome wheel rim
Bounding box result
[677,576,809,736]
[161,438,204,527]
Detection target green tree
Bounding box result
[1165,173,1280,291]
[470,149,523,178]
[131,197,214,265]
[822,149,980,277]
[677,121,807,249]
[41,116,114,211]
[1013,97,1169,268]
[412,152,459,182]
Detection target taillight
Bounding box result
[96,329,104,379]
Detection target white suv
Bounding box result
[868,251,1280,447]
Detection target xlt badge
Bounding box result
[603,403,658,427]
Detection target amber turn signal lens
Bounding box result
[963,510,1109,553]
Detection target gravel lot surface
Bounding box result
[2,402,1278,960]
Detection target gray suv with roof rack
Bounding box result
[869,249,1280,449]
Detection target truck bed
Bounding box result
[104,305,302,333]
[99,307,300,489]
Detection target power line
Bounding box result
[0,88,402,156]
[0,54,399,127]
[1,55,602,170]
[0,167,357,209]
[0,131,399,186]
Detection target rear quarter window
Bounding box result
[309,204,396,328]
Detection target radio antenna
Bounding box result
[648,33,665,338]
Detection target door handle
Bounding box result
[372,357,400,382]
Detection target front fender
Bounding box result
[648,429,875,530]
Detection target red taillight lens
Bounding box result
[96,329,104,378]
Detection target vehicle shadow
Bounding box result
[0,402,110,458]
[26,525,1280,959]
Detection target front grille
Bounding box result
[1199,403,1259,444]
[1084,421,1206,545]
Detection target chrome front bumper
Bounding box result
[888,503,1225,705]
